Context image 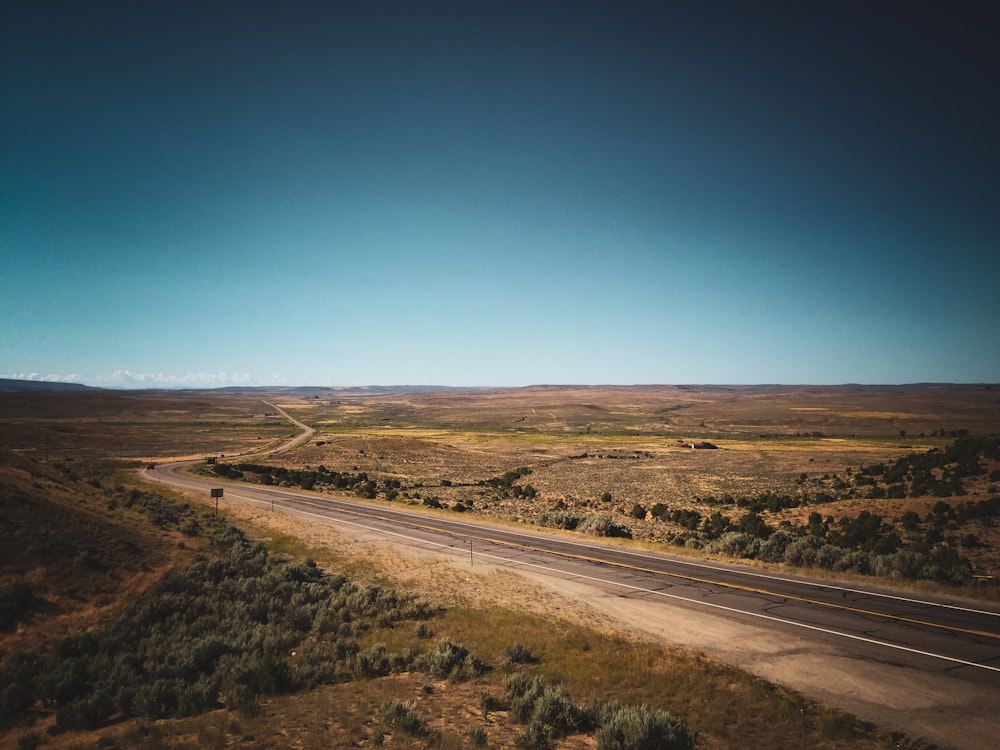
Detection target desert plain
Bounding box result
[2,381,999,749]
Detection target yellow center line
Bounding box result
[290,495,1000,641]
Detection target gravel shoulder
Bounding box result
[209,493,997,750]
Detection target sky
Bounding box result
[2,1,998,388]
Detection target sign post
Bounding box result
[210,487,223,515]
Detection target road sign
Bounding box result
[211,487,223,514]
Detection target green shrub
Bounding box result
[759,529,797,562]
[531,685,582,736]
[417,637,484,680]
[542,511,581,530]
[378,700,426,737]
[815,544,844,569]
[577,514,632,539]
[479,690,505,714]
[649,502,669,519]
[504,642,536,665]
[467,723,489,747]
[706,531,760,558]
[595,703,695,750]
[2,513,433,734]
[505,673,581,737]
[514,720,551,749]
[0,582,35,632]
[351,644,391,678]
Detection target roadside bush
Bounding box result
[577,514,632,539]
[595,703,696,750]
[479,690,505,714]
[468,723,489,746]
[869,554,895,578]
[700,511,732,539]
[928,544,973,584]
[0,652,38,724]
[506,673,543,722]
[542,511,581,530]
[531,684,582,736]
[378,699,427,737]
[834,549,871,574]
[815,544,845,570]
[783,537,819,567]
[504,642,536,665]
[669,508,701,530]
[759,529,797,562]
[888,549,928,579]
[514,721,552,750]
[350,644,392,678]
[0,583,35,632]
[0,512,434,734]
[417,637,484,680]
[735,510,773,539]
[506,673,582,738]
[501,674,696,749]
[705,532,760,559]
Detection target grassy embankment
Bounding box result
[0,451,927,750]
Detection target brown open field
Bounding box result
[3,383,999,581]
[254,384,1000,584]
[0,389,296,462]
[0,450,926,750]
[3,383,998,748]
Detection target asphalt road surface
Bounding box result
[147,462,1000,749]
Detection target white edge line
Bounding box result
[344,499,1000,617]
[160,469,1000,618]
[226,488,1000,675]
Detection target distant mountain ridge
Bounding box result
[0,379,990,396]
[211,384,499,397]
[0,379,99,392]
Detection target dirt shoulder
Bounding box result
[206,491,997,750]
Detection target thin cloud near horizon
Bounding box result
[3,372,997,390]
[2,371,262,389]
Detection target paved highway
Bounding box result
[148,462,1000,685]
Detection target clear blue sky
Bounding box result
[2,1,998,388]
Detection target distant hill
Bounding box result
[211,385,491,396]
[0,378,99,392]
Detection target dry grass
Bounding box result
[259,386,999,582]
[5,383,995,576]
[0,441,945,750]
[0,384,996,748]
[0,453,196,655]
[0,390,294,462]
